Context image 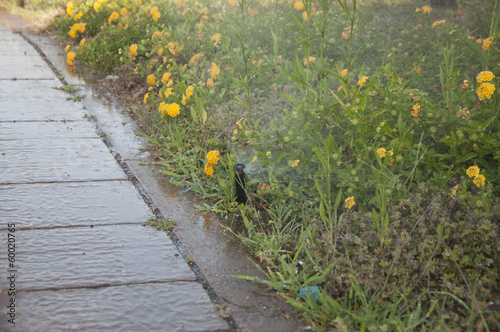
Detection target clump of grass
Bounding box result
[144,218,177,233]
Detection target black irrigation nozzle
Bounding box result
[234,163,247,204]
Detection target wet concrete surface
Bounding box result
[0,120,99,140]
[0,6,304,331]
[0,282,227,332]
[0,225,196,291]
[0,138,127,184]
[0,181,152,228]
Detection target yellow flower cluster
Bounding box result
[377,148,386,158]
[345,196,355,209]
[293,1,304,11]
[432,20,445,28]
[466,166,485,188]
[290,159,300,167]
[257,182,271,195]
[481,37,493,51]
[108,11,119,24]
[210,62,220,79]
[411,103,421,117]
[204,150,220,177]
[66,1,74,16]
[188,53,204,66]
[456,108,471,119]
[415,6,432,14]
[303,56,316,66]
[341,69,347,77]
[68,23,86,39]
[167,41,179,55]
[128,44,138,58]
[459,80,470,90]
[212,33,221,47]
[181,86,194,105]
[150,6,160,21]
[477,83,495,100]
[357,76,368,87]
[476,71,495,83]
[66,51,76,66]
[158,102,180,118]
[147,74,155,86]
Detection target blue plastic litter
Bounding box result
[299,286,320,302]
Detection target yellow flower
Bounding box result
[411,103,421,117]
[129,44,138,57]
[482,38,493,51]
[476,71,495,83]
[456,108,470,119]
[150,6,160,21]
[181,95,187,105]
[303,56,316,66]
[377,148,386,158]
[266,151,272,157]
[293,1,304,11]
[80,38,86,46]
[341,69,347,77]
[204,163,214,177]
[66,2,74,16]
[68,28,77,39]
[147,74,155,86]
[476,82,495,100]
[227,0,235,8]
[357,76,368,87]
[459,80,470,90]
[210,62,220,79]
[206,78,214,89]
[252,156,258,163]
[473,174,485,188]
[466,166,480,178]
[108,11,119,23]
[291,159,300,167]
[411,66,422,74]
[302,11,308,21]
[342,31,349,40]
[120,7,127,16]
[422,5,432,14]
[185,86,194,99]
[74,12,83,20]
[66,51,76,66]
[166,41,179,55]
[206,150,220,165]
[189,53,204,66]
[64,45,71,52]
[143,92,149,104]
[212,33,221,47]
[432,20,445,28]
[161,72,171,84]
[345,196,355,209]
[166,103,180,117]
[93,2,100,11]
[163,88,172,98]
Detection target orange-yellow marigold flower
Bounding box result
[293,1,304,11]
[466,166,480,178]
[345,196,355,209]
[476,82,495,100]
[206,150,220,165]
[377,148,386,158]
[476,71,495,83]
[147,74,156,86]
[66,51,76,66]
[357,76,368,87]
[204,163,214,177]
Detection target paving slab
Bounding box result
[0,282,228,332]
[0,55,55,79]
[78,85,151,160]
[0,120,98,140]
[0,80,90,121]
[0,39,39,56]
[0,225,196,291]
[0,181,152,228]
[23,32,87,86]
[0,138,127,184]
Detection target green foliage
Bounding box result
[51,0,500,329]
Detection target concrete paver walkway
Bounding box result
[0,23,229,331]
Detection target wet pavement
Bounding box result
[0,6,304,332]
